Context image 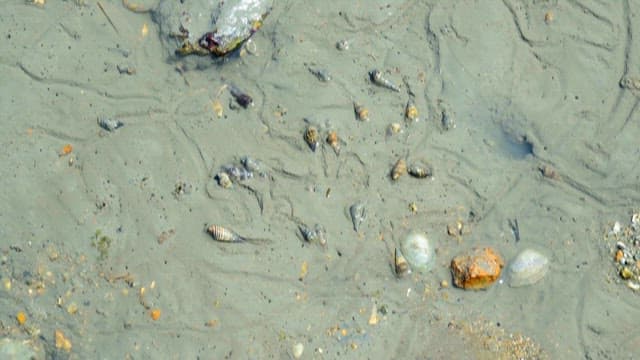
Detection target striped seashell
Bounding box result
[206,225,246,242]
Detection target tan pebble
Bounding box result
[368,303,379,325]
[544,10,554,24]
[54,329,72,352]
[391,159,407,181]
[299,261,308,281]
[211,99,223,118]
[627,281,640,291]
[620,267,633,280]
[440,279,449,288]
[66,303,78,315]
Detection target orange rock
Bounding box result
[450,247,504,290]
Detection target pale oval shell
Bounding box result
[507,249,549,287]
[400,231,435,273]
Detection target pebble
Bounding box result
[292,342,304,359]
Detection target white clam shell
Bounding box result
[507,249,549,287]
[400,231,435,273]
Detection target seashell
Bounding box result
[507,249,549,287]
[390,158,407,181]
[400,231,435,273]
[348,202,366,232]
[394,248,411,277]
[222,164,253,181]
[308,66,331,82]
[299,223,327,248]
[386,123,403,138]
[215,172,232,188]
[336,39,349,51]
[98,116,124,132]
[408,161,433,178]
[438,100,455,130]
[369,69,400,92]
[304,126,320,152]
[404,100,419,122]
[326,130,341,155]
[354,102,370,121]
[240,155,263,173]
[206,225,246,242]
[228,84,253,108]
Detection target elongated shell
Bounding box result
[349,202,366,232]
[326,130,341,155]
[206,225,245,242]
[391,159,407,181]
[369,69,400,92]
[394,248,411,277]
[408,162,433,178]
[304,126,320,151]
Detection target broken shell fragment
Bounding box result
[98,116,124,132]
[507,249,549,287]
[390,158,407,181]
[299,223,327,248]
[304,126,320,152]
[215,172,232,188]
[400,231,435,273]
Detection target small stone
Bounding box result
[368,303,379,325]
[292,343,304,359]
[450,247,504,290]
[620,267,633,280]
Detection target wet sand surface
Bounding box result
[1,0,640,358]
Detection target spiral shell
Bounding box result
[354,102,369,122]
[206,225,245,242]
[304,126,320,152]
[408,162,433,178]
[369,69,400,92]
[405,101,419,122]
[326,130,340,155]
[394,248,411,277]
[390,158,407,181]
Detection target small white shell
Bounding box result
[399,231,435,273]
[507,249,549,287]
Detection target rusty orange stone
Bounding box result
[450,247,504,290]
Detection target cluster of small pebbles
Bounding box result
[605,212,640,291]
[214,155,265,188]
